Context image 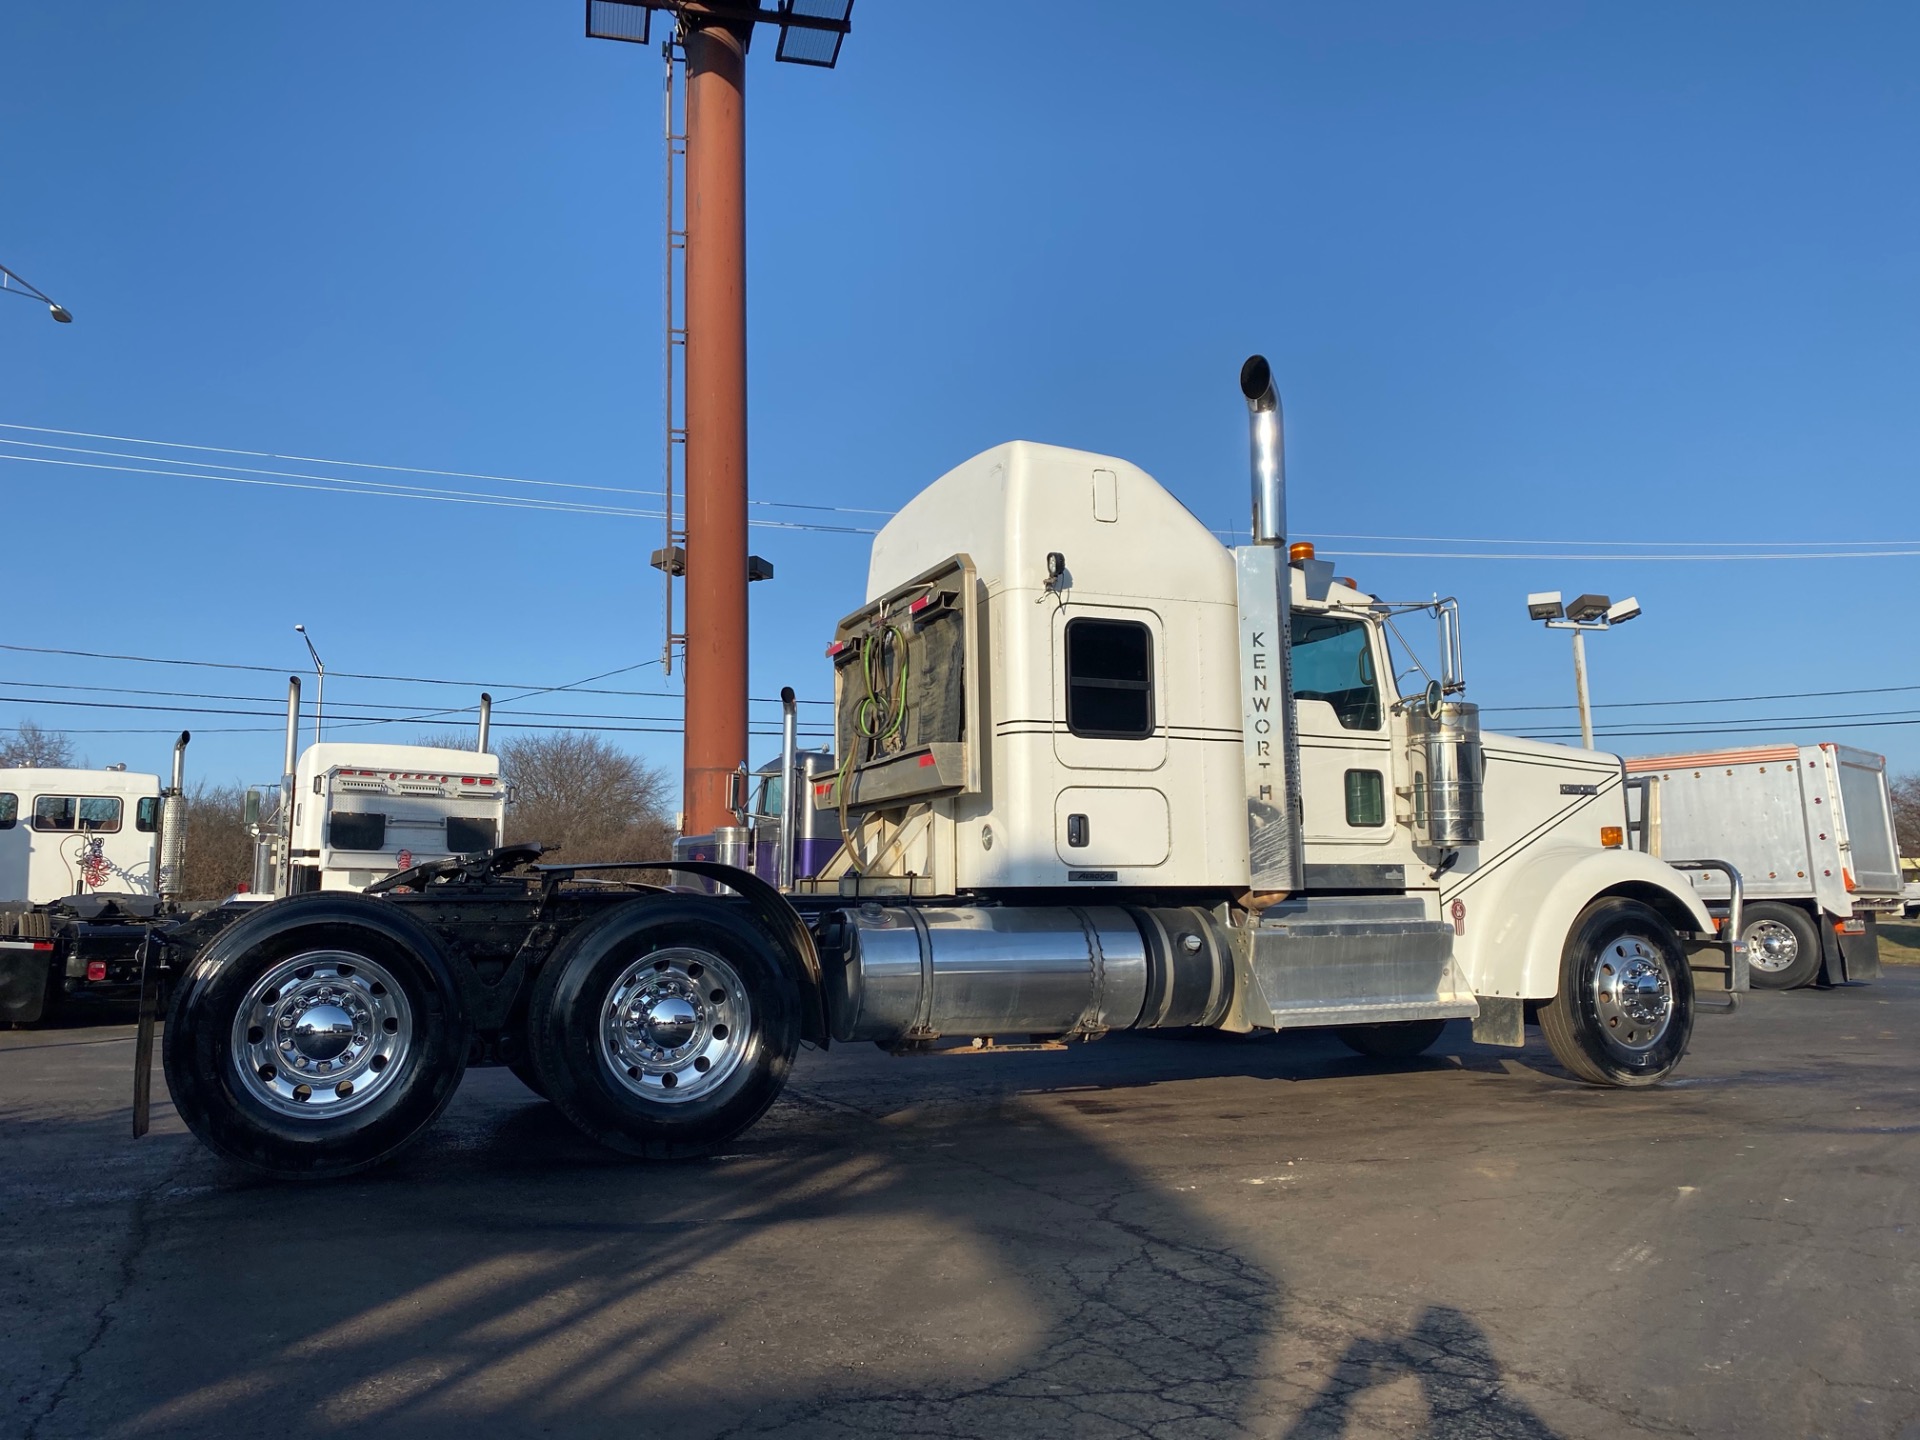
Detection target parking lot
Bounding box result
[4,972,1916,1440]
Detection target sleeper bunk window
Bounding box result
[1065,618,1155,740]
[446,816,497,853]
[0,793,16,830]
[136,798,159,833]
[329,811,388,852]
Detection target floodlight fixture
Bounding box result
[1525,591,1564,622]
[585,0,653,43]
[583,0,854,67]
[1564,593,1611,624]
[0,262,73,324]
[1606,596,1642,625]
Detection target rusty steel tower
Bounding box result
[586,0,853,835]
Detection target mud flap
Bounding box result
[132,932,161,1138]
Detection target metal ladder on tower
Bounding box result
[651,32,690,673]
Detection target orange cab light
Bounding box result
[1288,541,1316,563]
[1335,576,1357,588]
[1600,826,1624,848]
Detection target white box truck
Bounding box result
[1626,743,1900,988]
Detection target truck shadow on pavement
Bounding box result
[8,1028,1566,1440]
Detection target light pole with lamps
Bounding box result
[0,262,73,323]
[1525,592,1642,750]
[294,624,326,746]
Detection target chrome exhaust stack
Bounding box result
[777,687,799,892]
[1241,355,1286,546]
[1234,355,1305,898]
[157,730,190,904]
[477,692,492,754]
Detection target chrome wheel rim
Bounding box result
[599,946,751,1105]
[230,951,413,1119]
[1743,918,1800,973]
[1590,933,1675,1053]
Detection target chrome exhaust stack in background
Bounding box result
[477,692,492,754]
[278,676,302,899]
[157,730,190,904]
[777,687,799,892]
[1235,354,1305,898]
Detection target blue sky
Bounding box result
[4,0,1917,797]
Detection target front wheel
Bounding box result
[162,895,472,1178]
[1741,902,1822,990]
[1539,897,1693,1087]
[526,898,800,1159]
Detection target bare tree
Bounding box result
[497,732,674,864]
[1892,773,1920,858]
[178,782,258,899]
[0,720,76,769]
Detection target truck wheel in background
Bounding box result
[1741,902,1822,991]
[163,895,472,1179]
[526,898,801,1159]
[1539,897,1694,1087]
[1335,1019,1447,1061]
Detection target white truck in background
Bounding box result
[144,356,1749,1181]
[1626,743,1900,988]
[246,688,506,898]
[4,688,507,1025]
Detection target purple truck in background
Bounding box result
[675,749,841,886]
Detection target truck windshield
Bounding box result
[1291,614,1382,730]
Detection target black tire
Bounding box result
[162,894,472,1179]
[1540,897,1693,1087]
[1741,902,1822,991]
[527,897,800,1159]
[1335,1019,1447,1061]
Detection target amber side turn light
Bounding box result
[1600,826,1624,848]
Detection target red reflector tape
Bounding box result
[918,754,936,767]
[825,640,846,657]
[814,782,830,796]
[910,594,933,613]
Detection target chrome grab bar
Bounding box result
[1663,858,1747,1011]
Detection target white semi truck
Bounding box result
[1625,743,1900,989]
[143,357,1745,1178]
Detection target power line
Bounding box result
[0,423,893,519]
[1516,716,1920,741]
[1311,530,1920,549]
[1317,545,1920,561]
[0,643,835,705]
[1479,682,1920,714]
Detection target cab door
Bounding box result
[1049,605,1170,870]
[1290,609,1398,855]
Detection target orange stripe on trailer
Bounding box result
[1625,744,1801,772]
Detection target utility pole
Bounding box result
[585,0,853,836]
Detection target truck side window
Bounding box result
[329,812,388,852]
[0,793,15,830]
[446,816,497,853]
[1065,618,1155,739]
[136,798,159,833]
[33,796,77,831]
[1290,614,1382,730]
[78,797,122,833]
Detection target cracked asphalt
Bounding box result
[4,972,1917,1440]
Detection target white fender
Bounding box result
[1447,845,1716,1000]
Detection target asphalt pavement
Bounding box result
[3,973,1917,1440]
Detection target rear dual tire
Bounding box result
[525,898,800,1159]
[163,895,471,1180]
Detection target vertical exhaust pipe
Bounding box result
[278,676,302,899]
[283,676,303,779]
[1241,355,1286,545]
[157,730,190,904]
[1235,355,1305,898]
[777,687,799,891]
[477,692,492,754]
